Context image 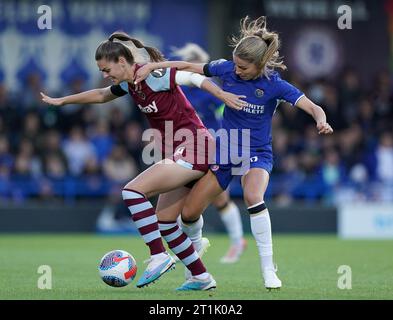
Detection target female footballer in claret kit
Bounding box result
[41,31,247,291]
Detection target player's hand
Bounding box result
[134,63,153,86]
[40,92,64,106]
[317,122,333,135]
[218,91,247,111]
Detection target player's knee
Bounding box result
[123,181,153,198]
[181,205,201,222]
[213,198,228,210]
[121,186,146,200]
[243,192,264,208]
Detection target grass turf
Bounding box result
[0,233,392,300]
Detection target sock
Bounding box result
[248,201,275,271]
[122,188,166,256]
[178,216,204,252]
[218,201,244,245]
[159,220,207,276]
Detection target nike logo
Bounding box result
[144,270,156,279]
[144,260,172,279]
[113,256,129,263]
[124,266,137,280]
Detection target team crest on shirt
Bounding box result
[255,88,264,97]
[136,91,146,100]
[151,68,166,78]
[210,164,219,171]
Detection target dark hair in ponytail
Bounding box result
[95,31,165,63]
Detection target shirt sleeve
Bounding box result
[175,71,205,88]
[275,80,305,106]
[145,67,176,92]
[203,59,230,77]
[110,82,128,97]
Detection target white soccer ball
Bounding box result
[98,250,137,287]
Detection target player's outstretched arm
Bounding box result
[296,96,333,135]
[200,79,247,111]
[135,61,204,85]
[174,71,246,111]
[40,86,118,106]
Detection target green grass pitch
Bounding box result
[0,233,392,300]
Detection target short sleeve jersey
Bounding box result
[110,65,206,152]
[204,59,304,150]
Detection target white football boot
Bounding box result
[263,265,282,290]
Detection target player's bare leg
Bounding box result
[121,159,204,288]
[181,170,223,252]
[242,168,281,290]
[125,158,204,198]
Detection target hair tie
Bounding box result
[112,38,150,64]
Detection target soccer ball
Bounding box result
[98,250,137,287]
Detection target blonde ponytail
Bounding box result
[231,16,286,78]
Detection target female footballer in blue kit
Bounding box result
[135,16,333,290]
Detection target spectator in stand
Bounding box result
[16,138,41,177]
[18,72,47,111]
[323,84,347,131]
[122,120,145,171]
[337,124,365,171]
[273,154,300,205]
[39,129,69,174]
[17,111,42,151]
[43,153,67,179]
[356,97,376,137]
[98,144,139,233]
[89,120,114,165]
[320,148,346,202]
[103,144,138,183]
[372,70,393,134]
[0,134,13,170]
[57,77,87,131]
[338,67,361,122]
[62,125,96,176]
[0,81,20,133]
[108,106,127,142]
[374,131,393,184]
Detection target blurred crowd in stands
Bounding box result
[0,67,392,205]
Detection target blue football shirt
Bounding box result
[204,59,305,151]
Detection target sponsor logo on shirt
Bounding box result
[138,101,158,113]
[242,103,265,114]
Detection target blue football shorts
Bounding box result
[210,146,273,190]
